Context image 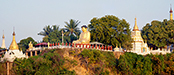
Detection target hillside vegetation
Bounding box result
[1,48,174,75]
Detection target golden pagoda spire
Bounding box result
[9,29,19,50]
[133,17,139,31]
[170,4,173,20]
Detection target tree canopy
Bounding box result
[38,25,53,36]
[18,37,37,52]
[64,19,80,43]
[41,25,70,43]
[64,19,81,37]
[38,19,81,43]
[141,19,174,49]
[88,15,132,50]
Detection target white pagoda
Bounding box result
[131,18,149,53]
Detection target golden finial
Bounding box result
[170,4,173,20]
[133,17,139,31]
[9,28,19,50]
[2,30,5,39]
[170,4,173,13]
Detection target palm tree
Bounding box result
[38,25,53,36]
[52,25,60,32]
[64,19,81,36]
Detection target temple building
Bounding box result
[170,4,173,20]
[1,31,6,49]
[1,31,28,62]
[131,18,149,53]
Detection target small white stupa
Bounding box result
[1,31,6,49]
[1,31,28,62]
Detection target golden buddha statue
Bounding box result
[73,25,90,44]
[28,41,33,50]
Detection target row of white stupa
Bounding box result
[0,31,28,62]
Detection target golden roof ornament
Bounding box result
[9,31,19,50]
[133,18,139,31]
[2,31,5,39]
[2,30,5,39]
[170,4,173,20]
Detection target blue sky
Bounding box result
[0,0,174,48]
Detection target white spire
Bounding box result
[1,30,6,49]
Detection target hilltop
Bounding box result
[1,48,174,75]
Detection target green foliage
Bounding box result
[18,37,37,52]
[39,25,70,43]
[39,20,80,43]
[103,51,117,69]
[13,49,76,75]
[38,25,53,36]
[88,15,132,50]
[80,49,117,74]
[80,49,104,64]
[118,52,174,75]
[64,19,81,37]
[64,19,80,42]
[40,25,62,43]
[142,19,174,49]
[0,62,6,74]
[8,48,174,75]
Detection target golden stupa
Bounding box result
[9,31,19,50]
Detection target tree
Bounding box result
[88,15,132,49]
[13,49,76,75]
[164,20,174,46]
[64,19,81,36]
[39,25,61,43]
[40,25,71,43]
[18,37,37,52]
[64,19,81,42]
[47,25,62,43]
[141,19,174,49]
[38,25,53,36]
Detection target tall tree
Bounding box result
[42,25,62,43]
[88,15,132,50]
[64,19,81,36]
[38,25,52,36]
[64,19,81,42]
[40,25,70,43]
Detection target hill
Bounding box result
[1,48,174,75]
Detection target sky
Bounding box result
[0,0,174,48]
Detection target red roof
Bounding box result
[35,42,52,46]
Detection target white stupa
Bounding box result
[1,31,28,62]
[131,18,149,53]
[1,31,6,49]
